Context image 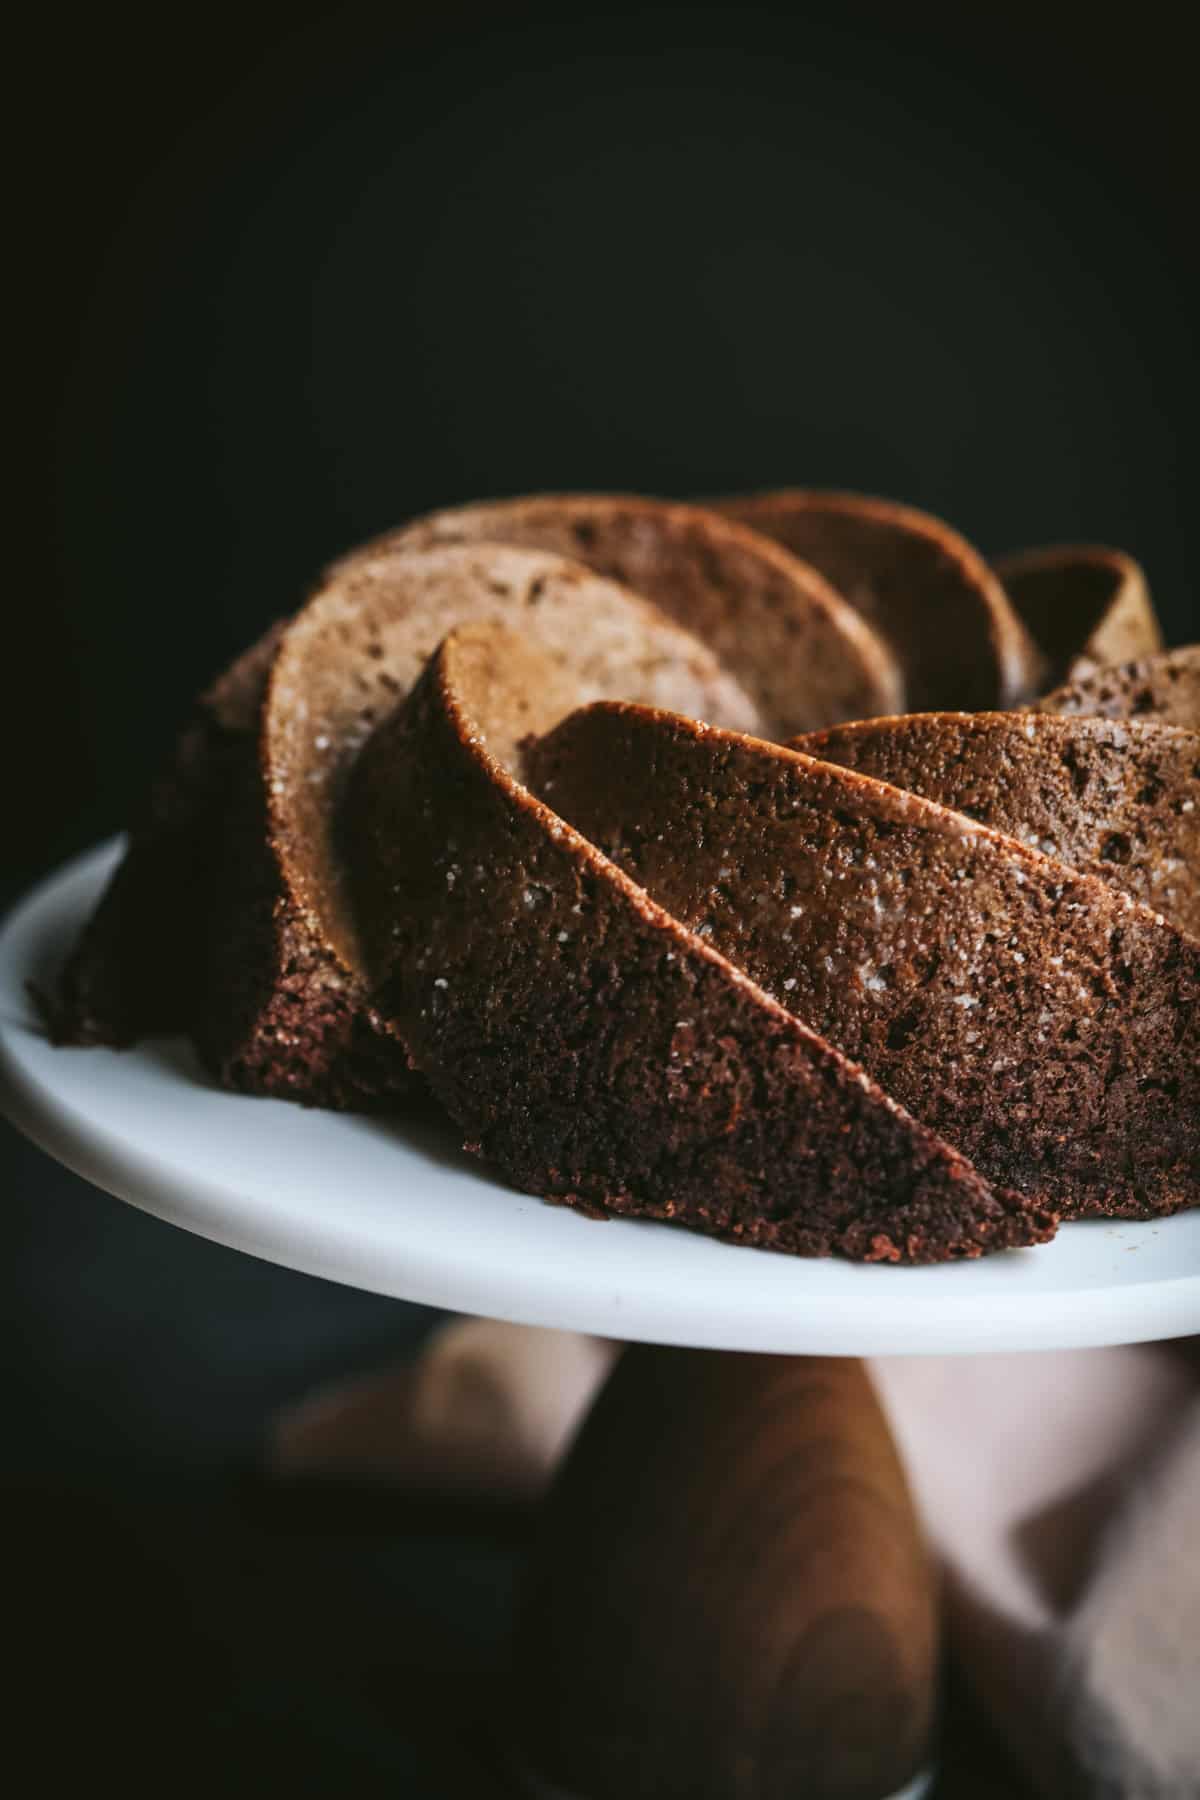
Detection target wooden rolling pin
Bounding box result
[511,1347,938,1800]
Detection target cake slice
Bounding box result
[526,700,1200,1219]
[345,493,904,736]
[994,544,1161,687]
[51,625,285,1048]
[794,711,1200,939]
[345,621,1055,1262]
[710,489,1045,709]
[1037,645,1200,728]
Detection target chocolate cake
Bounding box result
[357,493,905,735]
[993,544,1161,687]
[1037,644,1200,728]
[48,489,1200,1260]
[797,712,1200,940]
[524,697,1198,1219]
[711,489,1046,709]
[54,626,286,1048]
[64,542,755,1107]
[345,624,1054,1261]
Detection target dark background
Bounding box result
[5,5,1197,1792]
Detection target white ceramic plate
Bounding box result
[4,841,1199,1355]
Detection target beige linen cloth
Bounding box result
[270,1322,1200,1797]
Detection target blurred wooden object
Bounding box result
[267,1319,614,1503]
[512,1347,938,1800]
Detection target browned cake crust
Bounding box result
[1037,645,1200,728]
[50,616,420,1111]
[795,711,1200,940]
[527,699,1200,1221]
[49,625,284,1048]
[351,493,904,736]
[345,624,1055,1263]
[994,544,1161,687]
[710,489,1046,709]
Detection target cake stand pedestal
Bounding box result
[510,1345,937,1800]
[5,844,1198,1800]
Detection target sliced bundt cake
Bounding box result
[47,489,1199,1260]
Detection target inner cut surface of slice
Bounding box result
[1037,645,1200,729]
[795,711,1200,940]
[527,703,1200,1220]
[340,493,904,737]
[711,489,1045,711]
[344,620,1054,1263]
[993,544,1161,688]
[267,541,758,968]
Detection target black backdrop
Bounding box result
[5,7,1199,1793]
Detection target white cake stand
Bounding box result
[4,839,1198,1356]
